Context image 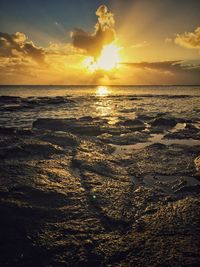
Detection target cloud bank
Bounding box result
[175,26,200,49]
[120,60,200,85]
[0,32,45,63]
[0,6,200,85]
[71,5,116,58]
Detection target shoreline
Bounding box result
[0,113,200,266]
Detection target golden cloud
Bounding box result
[175,27,200,49]
[0,32,45,63]
[71,5,116,58]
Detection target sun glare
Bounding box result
[96,86,109,96]
[84,43,120,72]
[97,44,120,70]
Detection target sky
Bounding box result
[0,0,200,85]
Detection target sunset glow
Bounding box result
[84,43,120,72]
[1,1,200,266]
[96,44,120,70]
[0,1,200,85]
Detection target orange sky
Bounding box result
[0,1,200,85]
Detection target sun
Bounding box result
[97,44,120,70]
[84,43,120,72]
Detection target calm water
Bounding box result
[0,85,200,128]
[1,85,200,97]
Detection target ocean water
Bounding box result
[0,85,200,128]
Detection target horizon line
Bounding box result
[0,84,200,87]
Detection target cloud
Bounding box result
[131,41,148,48]
[0,31,45,63]
[175,26,200,49]
[122,61,183,70]
[1,27,200,85]
[120,60,200,85]
[0,31,95,85]
[165,38,172,43]
[46,42,82,56]
[71,5,116,58]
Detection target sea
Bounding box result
[0,85,200,129]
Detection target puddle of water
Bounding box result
[158,175,199,186]
[132,175,200,194]
[144,175,200,194]
[194,122,200,130]
[113,133,200,155]
[170,123,186,133]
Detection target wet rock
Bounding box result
[0,127,16,135]
[43,96,73,105]
[144,205,158,215]
[175,185,200,194]
[32,117,68,131]
[147,142,167,150]
[0,104,22,112]
[119,108,136,113]
[39,132,79,147]
[116,119,145,131]
[0,116,200,266]
[0,127,33,138]
[0,140,64,159]
[164,125,200,140]
[33,117,131,137]
[24,96,74,106]
[136,114,154,121]
[79,116,94,122]
[15,129,33,136]
[32,118,104,136]
[120,119,144,127]
[194,156,200,180]
[195,155,200,171]
[0,95,21,104]
[185,123,198,130]
[73,140,118,177]
[98,132,149,145]
[126,143,197,181]
[97,133,113,143]
[101,125,131,135]
[129,97,142,100]
[151,117,177,128]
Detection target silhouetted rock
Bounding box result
[151,117,177,127]
[164,125,200,140]
[40,132,79,147]
[121,119,144,126]
[0,95,21,103]
[0,140,64,159]
[0,127,16,135]
[33,118,104,135]
[98,132,149,145]
[116,119,145,131]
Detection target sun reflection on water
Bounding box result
[96,86,110,97]
[95,86,117,123]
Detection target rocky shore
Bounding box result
[0,114,200,266]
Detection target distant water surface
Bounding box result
[1,85,200,97]
[0,85,200,128]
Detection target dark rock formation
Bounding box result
[0,120,200,266]
[151,117,177,128]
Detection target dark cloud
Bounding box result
[0,32,45,63]
[175,27,200,49]
[121,60,200,85]
[121,60,200,73]
[121,61,183,70]
[71,5,115,58]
